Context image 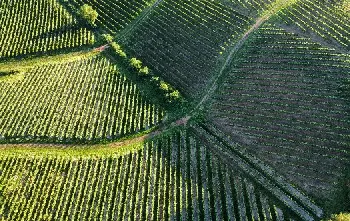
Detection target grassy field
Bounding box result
[0,0,349,220]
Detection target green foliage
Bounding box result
[326,213,350,221]
[169,90,180,100]
[108,40,182,103]
[111,42,127,58]
[159,81,169,91]
[130,58,143,69]
[102,34,114,44]
[139,66,149,75]
[79,4,98,26]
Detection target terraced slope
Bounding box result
[0,0,94,60]
[118,0,253,98]
[0,128,302,220]
[207,23,350,202]
[0,55,163,142]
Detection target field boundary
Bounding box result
[0,48,102,73]
[193,0,300,113]
[117,0,164,41]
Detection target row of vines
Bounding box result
[0,129,291,221]
[118,0,253,98]
[208,23,350,201]
[0,55,163,142]
[276,0,350,51]
[0,0,94,60]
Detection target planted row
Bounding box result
[0,128,291,220]
[0,0,94,60]
[0,55,163,143]
[119,0,252,98]
[208,23,350,200]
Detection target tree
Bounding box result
[102,34,114,44]
[130,58,142,69]
[169,90,180,100]
[139,66,149,76]
[159,81,169,91]
[79,4,98,26]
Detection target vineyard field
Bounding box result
[0,55,163,142]
[276,0,350,52]
[0,0,349,220]
[207,23,350,201]
[0,0,94,60]
[0,129,297,221]
[118,0,253,98]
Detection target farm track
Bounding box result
[194,15,268,112]
[0,116,187,151]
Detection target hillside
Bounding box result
[0,0,349,220]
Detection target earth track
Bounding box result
[193,15,269,113]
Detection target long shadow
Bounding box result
[29,24,84,41]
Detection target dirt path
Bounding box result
[193,16,268,113]
[0,115,191,150]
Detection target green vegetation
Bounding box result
[0,0,94,60]
[0,55,163,143]
[106,38,182,103]
[0,0,349,220]
[79,4,98,26]
[130,58,143,70]
[326,213,350,221]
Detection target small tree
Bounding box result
[79,4,98,26]
[130,58,142,69]
[169,90,180,100]
[159,81,169,91]
[139,66,149,76]
[102,34,114,44]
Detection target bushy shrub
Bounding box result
[110,42,127,58]
[139,66,149,76]
[169,90,180,100]
[79,4,98,26]
[130,58,143,69]
[102,34,114,44]
[160,81,169,91]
